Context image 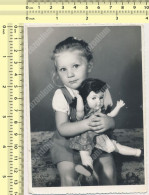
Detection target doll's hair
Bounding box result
[51,37,93,64]
[78,78,108,114]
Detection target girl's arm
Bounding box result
[107,100,125,117]
[55,111,104,137]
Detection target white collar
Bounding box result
[64,85,78,98]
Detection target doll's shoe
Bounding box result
[136,148,144,162]
[139,148,144,159]
[75,164,93,177]
[141,149,144,157]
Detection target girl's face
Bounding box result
[55,50,92,89]
[87,91,104,111]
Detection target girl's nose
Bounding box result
[67,69,74,78]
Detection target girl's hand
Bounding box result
[93,112,115,133]
[87,114,104,131]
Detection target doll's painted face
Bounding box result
[86,91,104,111]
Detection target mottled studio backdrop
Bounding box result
[28,26,143,132]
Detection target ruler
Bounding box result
[0,0,148,195]
[0,24,24,195]
[0,0,149,22]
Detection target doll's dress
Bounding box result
[69,110,116,154]
[69,110,97,154]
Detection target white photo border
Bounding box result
[24,23,148,195]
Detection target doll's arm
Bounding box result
[107,100,125,117]
[73,91,84,120]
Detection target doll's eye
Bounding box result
[73,64,79,68]
[92,97,96,100]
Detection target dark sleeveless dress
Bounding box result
[50,87,81,164]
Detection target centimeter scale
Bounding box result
[0,0,149,22]
[0,0,148,194]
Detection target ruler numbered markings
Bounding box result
[0,1,149,21]
[0,24,24,195]
[25,1,149,20]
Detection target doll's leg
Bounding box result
[75,132,96,177]
[80,150,93,167]
[75,151,93,177]
[94,153,117,185]
[112,140,141,157]
[57,161,78,186]
[95,134,115,153]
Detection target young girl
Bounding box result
[50,37,116,186]
[68,78,142,177]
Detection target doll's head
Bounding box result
[51,37,93,89]
[78,78,108,114]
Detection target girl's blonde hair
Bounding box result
[51,37,93,87]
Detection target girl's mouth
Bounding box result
[69,80,78,84]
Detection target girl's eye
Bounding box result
[73,64,79,68]
[100,97,103,100]
[60,68,66,72]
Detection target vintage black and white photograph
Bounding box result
[24,24,146,194]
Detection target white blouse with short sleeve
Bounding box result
[52,86,77,115]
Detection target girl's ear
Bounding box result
[88,60,93,73]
